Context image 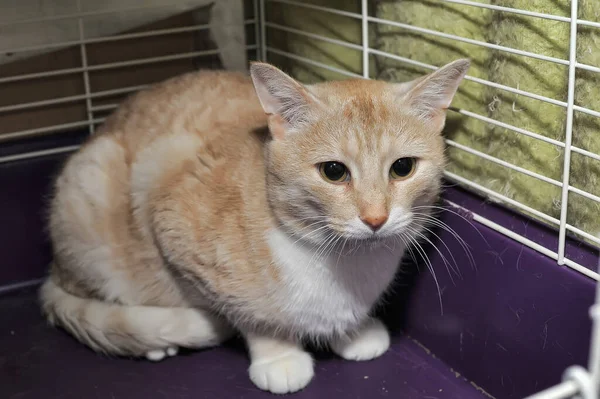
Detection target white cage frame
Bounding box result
[0,1,597,398]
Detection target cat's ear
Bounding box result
[391,75,428,96]
[400,59,470,129]
[250,62,322,138]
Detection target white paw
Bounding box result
[145,346,178,361]
[166,346,179,357]
[331,318,390,361]
[248,350,314,394]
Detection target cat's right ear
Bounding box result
[250,62,322,139]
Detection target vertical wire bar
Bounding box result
[77,1,95,134]
[361,0,369,79]
[557,0,579,264]
[254,0,261,62]
[259,0,267,62]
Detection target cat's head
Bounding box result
[250,59,469,245]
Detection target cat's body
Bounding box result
[40,60,469,394]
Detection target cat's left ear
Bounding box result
[399,59,470,130]
[250,62,322,139]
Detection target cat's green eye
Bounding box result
[390,157,417,180]
[319,162,349,183]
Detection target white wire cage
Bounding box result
[0,0,598,398]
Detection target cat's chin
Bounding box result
[353,235,391,248]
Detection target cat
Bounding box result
[39,58,469,394]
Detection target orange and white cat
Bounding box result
[40,59,469,394]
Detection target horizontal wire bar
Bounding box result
[563,258,600,280]
[267,0,361,20]
[572,146,600,162]
[442,0,600,29]
[90,103,118,112]
[0,85,146,137]
[0,93,88,113]
[439,0,570,22]
[92,84,149,99]
[445,200,600,281]
[0,118,104,142]
[444,170,560,224]
[0,65,82,84]
[445,200,558,259]
[569,185,600,204]
[0,3,201,27]
[0,47,255,85]
[566,224,600,246]
[265,22,363,51]
[577,62,600,74]
[445,139,563,187]
[1,20,256,55]
[266,47,363,78]
[574,105,600,118]
[451,108,565,147]
[367,16,569,66]
[0,278,45,295]
[578,19,600,28]
[0,145,79,164]
[84,49,222,72]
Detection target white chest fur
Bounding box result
[267,228,406,338]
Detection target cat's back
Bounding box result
[53,68,267,212]
[49,69,268,305]
[97,69,266,151]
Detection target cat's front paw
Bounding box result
[331,318,390,361]
[248,350,314,394]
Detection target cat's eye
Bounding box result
[319,162,349,183]
[390,158,417,180]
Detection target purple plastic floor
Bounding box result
[1,288,487,399]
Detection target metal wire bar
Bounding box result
[0,3,203,27]
[0,46,256,84]
[266,47,362,78]
[0,21,256,55]
[556,0,579,265]
[445,139,563,187]
[444,171,560,224]
[361,0,369,79]
[444,200,600,281]
[0,145,80,163]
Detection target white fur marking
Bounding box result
[249,349,314,394]
[267,228,405,337]
[146,349,167,361]
[166,346,179,356]
[330,318,390,361]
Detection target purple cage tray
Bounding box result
[0,287,485,399]
[0,152,596,399]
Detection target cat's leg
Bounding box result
[245,333,314,394]
[330,317,390,361]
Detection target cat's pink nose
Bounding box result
[361,215,388,231]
